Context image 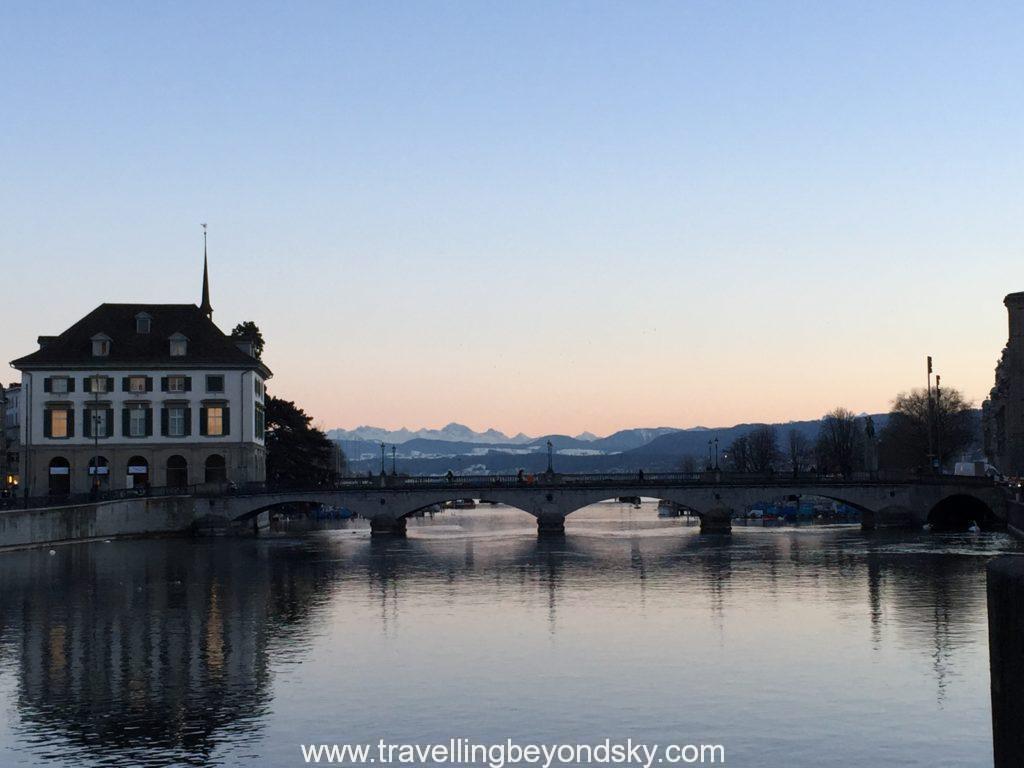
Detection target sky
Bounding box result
[1,1,1022,437]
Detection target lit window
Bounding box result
[90,375,108,393]
[129,376,147,393]
[167,376,186,393]
[51,377,69,394]
[206,375,224,393]
[168,407,186,437]
[206,406,224,436]
[51,409,69,438]
[129,408,147,438]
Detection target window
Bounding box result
[50,377,69,394]
[254,379,263,398]
[129,407,147,438]
[205,406,225,436]
[167,376,186,393]
[91,335,111,357]
[206,375,224,393]
[255,404,266,437]
[89,375,108,394]
[169,334,187,356]
[50,409,70,438]
[88,408,108,438]
[135,313,151,334]
[168,407,186,437]
[129,376,147,393]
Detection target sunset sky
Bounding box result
[2,2,1022,437]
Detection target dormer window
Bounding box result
[135,313,152,334]
[91,333,111,357]
[169,333,187,357]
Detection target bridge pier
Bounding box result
[370,516,407,536]
[699,507,732,535]
[536,512,566,536]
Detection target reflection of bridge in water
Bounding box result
[206,472,1007,536]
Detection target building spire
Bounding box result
[200,223,213,319]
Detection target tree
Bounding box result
[265,395,337,488]
[679,455,699,473]
[725,435,752,472]
[878,386,976,470]
[747,425,780,472]
[230,320,265,360]
[816,407,863,478]
[787,429,810,477]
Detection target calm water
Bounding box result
[0,503,1020,767]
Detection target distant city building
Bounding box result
[10,256,271,497]
[983,292,1024,476]
[1,382,21,491]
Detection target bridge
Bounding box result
[196,471,1008,536]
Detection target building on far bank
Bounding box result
[983,292,1024,477]
[1,383,21,492]
[9,257,271,497]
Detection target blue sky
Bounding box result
[2,2,1022,435]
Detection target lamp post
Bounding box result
[546,440,553,474]
[707,439,713,470]
[935,374,943,472]
[926,355,935,470]
[391,445,397,476]
[714,438,720,470]
[380,442,385,476]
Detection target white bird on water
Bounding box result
[968,520,981,533]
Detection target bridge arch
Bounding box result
[927,493,996,531]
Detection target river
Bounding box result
[0,502,1018,767]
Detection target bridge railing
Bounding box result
[0,470,996,512]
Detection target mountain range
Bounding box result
[331,417,898,474]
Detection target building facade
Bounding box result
[11,291,271,497]
[983,292,1024,477]
[1,383,21,492]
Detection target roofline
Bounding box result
[11,361,273,378]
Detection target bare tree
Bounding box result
[748,425,780,472]
[787,429,809,477]
[725,435,752,472]
[679,455,699,473]
[878,386,976,470]
[816,407,863,478]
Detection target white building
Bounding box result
[10,259,271,497]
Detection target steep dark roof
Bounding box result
[11,304,271,375]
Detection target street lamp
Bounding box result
[391,445,397,476]
[546,440,553,474]
[714,437,720,470]
[380,442,385,475]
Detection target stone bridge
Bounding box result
[197,472,1008,536]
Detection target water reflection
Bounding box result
[0,505,1018,767]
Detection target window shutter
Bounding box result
[83,377,92,394]
[44,378,52,393]
[122,377,130,392]
[67,378,76,393]
[84,410,92,439]
[161,408,169,437]
[105,408,114,438]
[160,377,168,392]
[67,409,75,437]
[144,408,153,437]
[184,407,192,437]
[184,376,192,392]
[199,407,208,436]
[145,377,153,392]
[43,410,52,438]
[122,408,130,437]
[222,406,231,436]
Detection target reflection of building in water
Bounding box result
[0,540,341,765]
